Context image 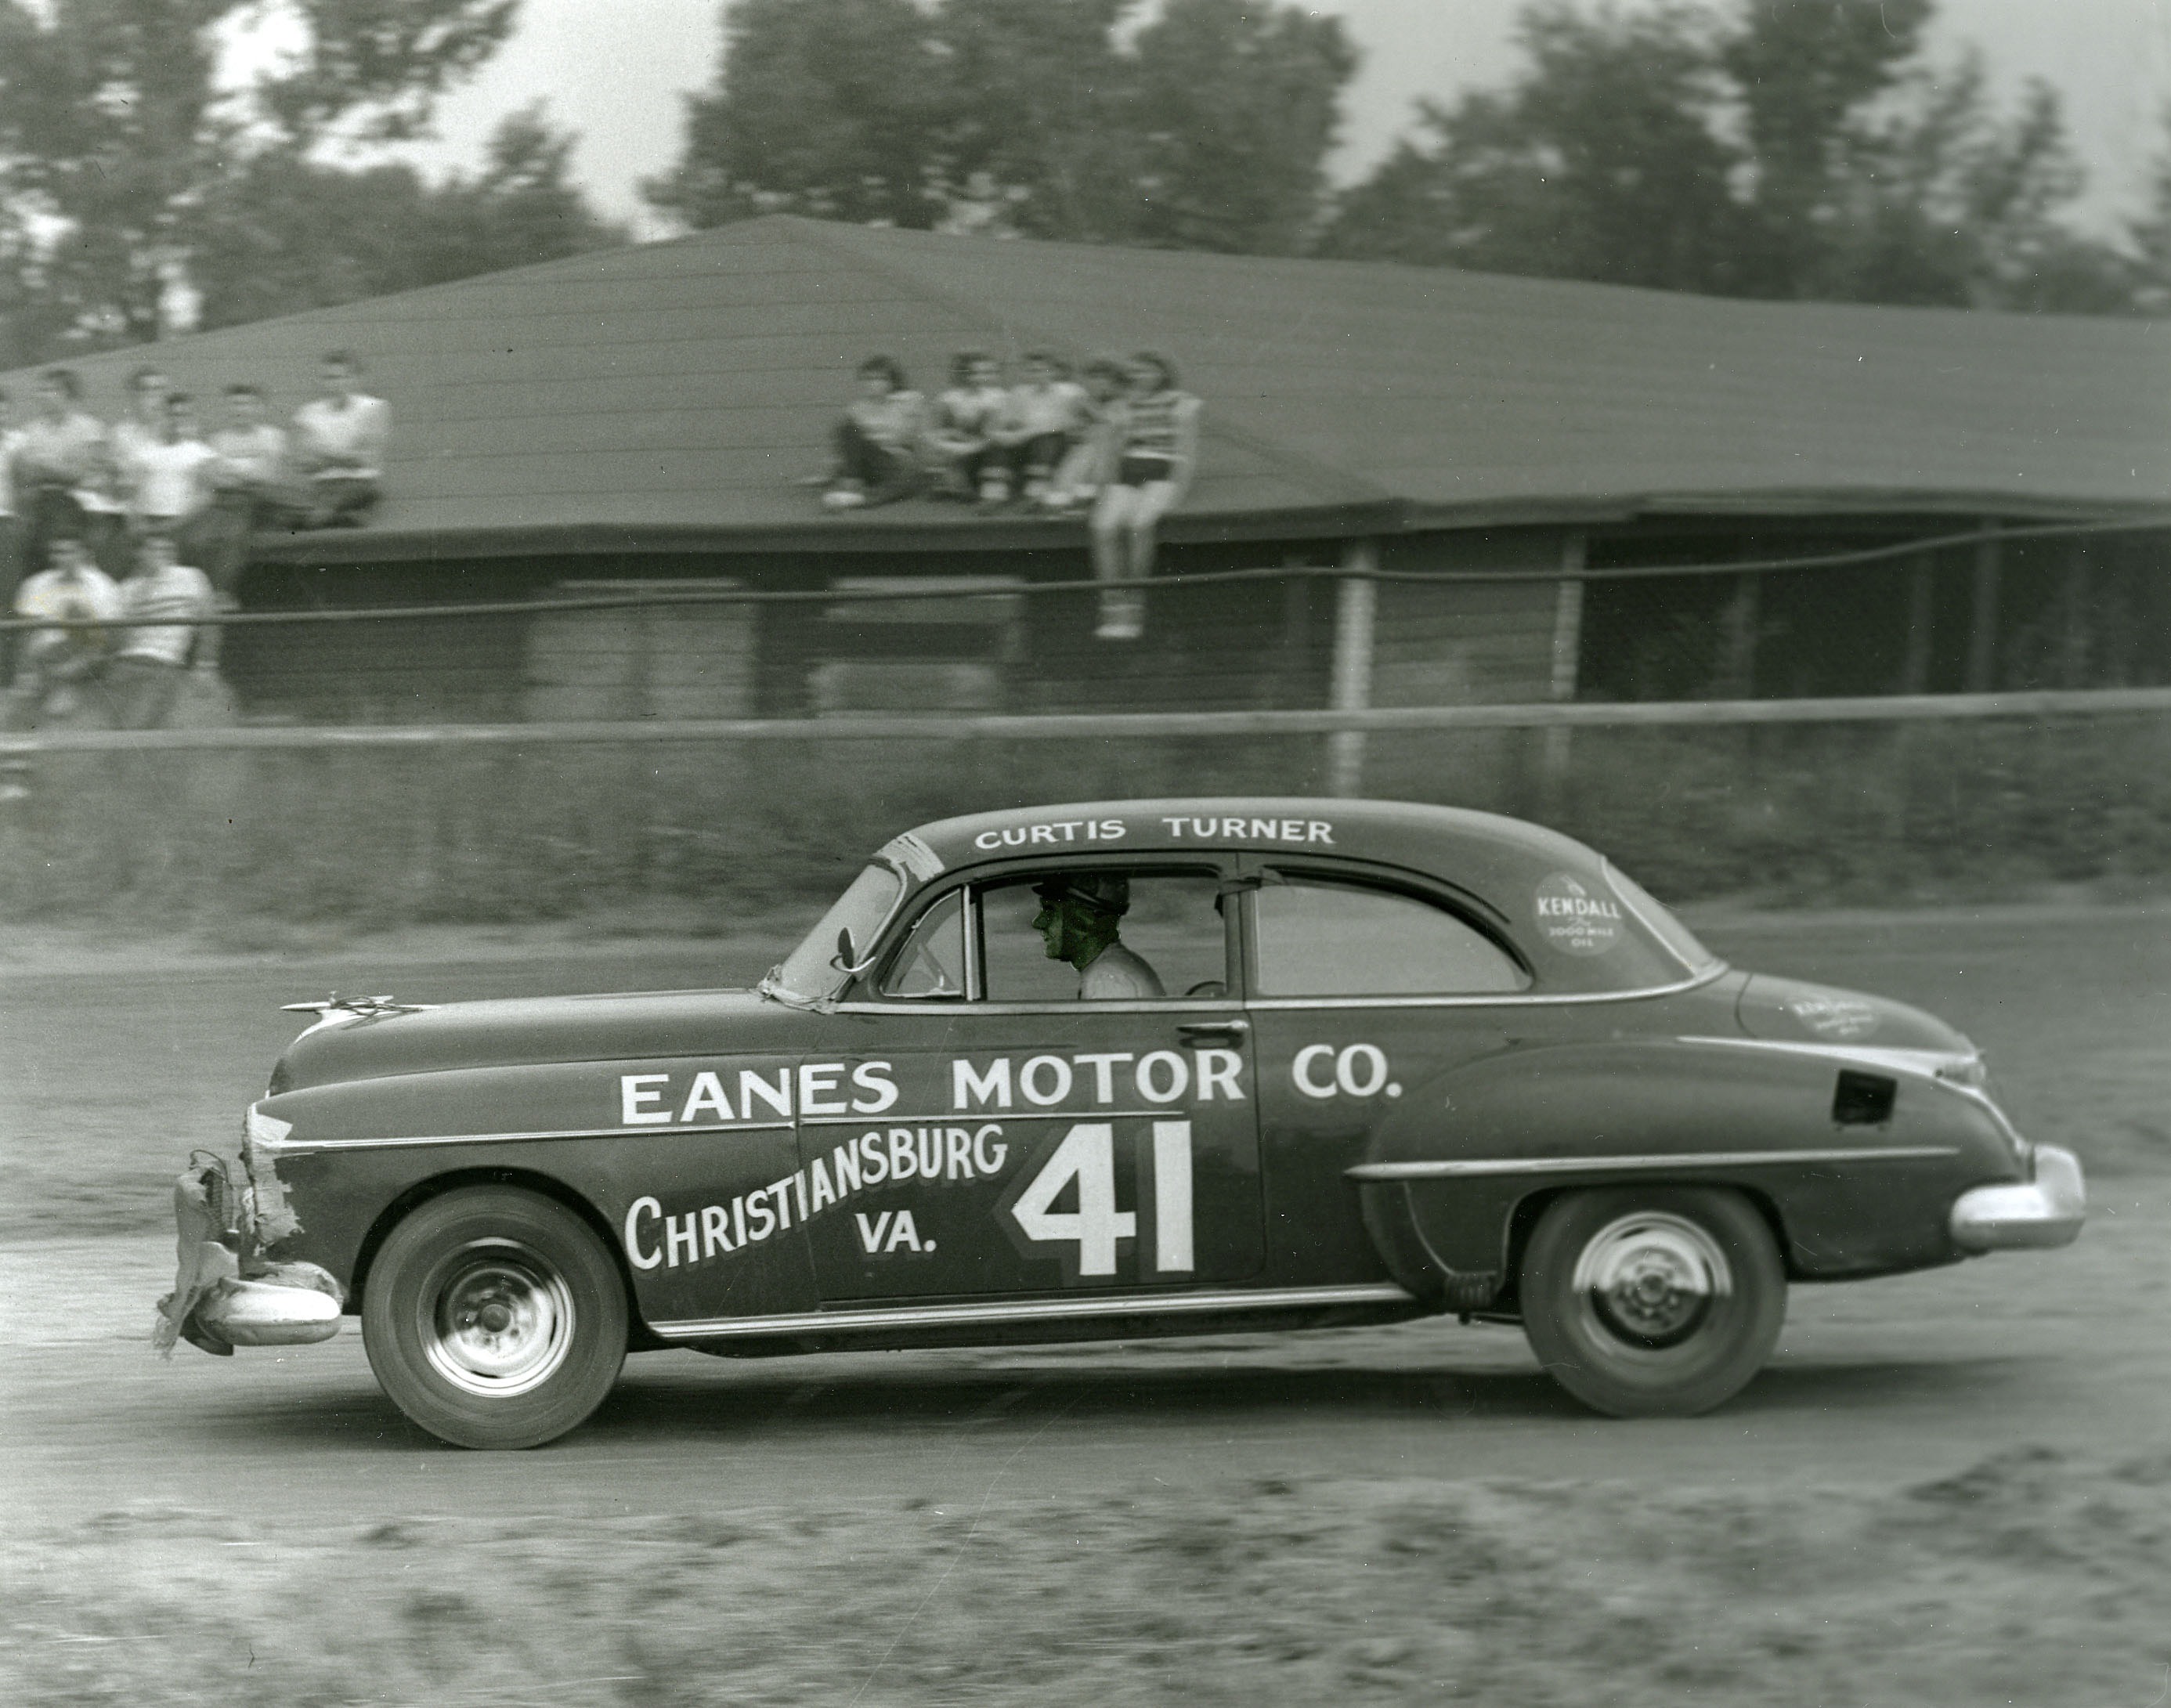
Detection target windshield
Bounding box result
[763,864,905,1007]
[1602,861,1721,975]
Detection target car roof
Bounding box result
[896,798,1609,889]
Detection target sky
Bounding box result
[374,0,2171,241]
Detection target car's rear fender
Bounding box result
[1347,1037,2025,1306]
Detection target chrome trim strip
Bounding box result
[1244,963,1729,1010]
[649,1282,1418,1341]
[1348,1146,1959,1181]
[1675,1035,1971,1081]
[251,1121,794,1154]
[829,1001,1246,1016]
[802,1110,1165,1125]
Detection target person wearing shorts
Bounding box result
[1088,352,1201,640]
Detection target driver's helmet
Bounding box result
[1032,872,1130,918]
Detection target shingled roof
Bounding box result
[7,213,2167,562]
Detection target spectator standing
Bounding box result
[1041,357,1128,515]
[925,352,1011,504]
[128,394,219,540]
[992,352,1089,506]
[2,536,124,792]
[1087,352,1202,640]
[822,357,926,510]
[291,351,390,527]
[197,382,295,598]
[0,388,22,684]
[109,532,215,730]
[12,370,118,576]
[110,367,172,511]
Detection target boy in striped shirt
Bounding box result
[110,532,215,730]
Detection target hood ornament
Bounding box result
[280,993,425,1020]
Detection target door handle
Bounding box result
[1176,1019,1248,1046]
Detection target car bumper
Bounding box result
[1949,1145,2086,1254]
[194,1276,345,1346]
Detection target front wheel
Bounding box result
[363,1186,628,1450]
[1520,1186,1784,1418]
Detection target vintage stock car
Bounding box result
[158,798,2085,1448]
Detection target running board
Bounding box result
[648,1282,1418,1342]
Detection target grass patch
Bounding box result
[7,1451,2170,1706]
[3,717,2169,929]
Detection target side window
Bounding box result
[878,890,967,998]
[1253,876,1529,996]
[980,872,1230,1002]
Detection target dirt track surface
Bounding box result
[2,1176,2165,1534]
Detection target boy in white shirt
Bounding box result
[924,352,1011,504]
[3,536,123,746]
[13,368,119,574]
[991,351,1089,505]
[108,532,215,730]
[128,394,219,538]
[292,350,390,527]
[198,382,295,598]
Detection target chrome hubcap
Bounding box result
[1572,1212,1732,1352]
[421,1240,574,1398]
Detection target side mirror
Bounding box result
[833,926,856,971]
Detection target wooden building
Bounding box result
[7,215,2166,754]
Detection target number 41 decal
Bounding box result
[1008,1121,1193,1278]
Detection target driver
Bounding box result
[1031,873,1164,999]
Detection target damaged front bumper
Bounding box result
[1949,1144,2086,1254]
[154,1150,345,1357]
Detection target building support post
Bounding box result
[1716,572,1760,699]
[1327,539,1378,797]
[1966,520,2003,693]
[1541,530,1588,807]
[1900,552,1936,695]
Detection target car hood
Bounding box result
[1734,974,1971,1055]
[269,988,802,1092]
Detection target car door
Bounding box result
[800,861,1265,1302]
[1240,862,1535,1287]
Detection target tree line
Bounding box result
[4,0,2166,370]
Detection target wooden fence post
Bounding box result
[1327,540,1378,796]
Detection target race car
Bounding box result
[157,798,2085,1448]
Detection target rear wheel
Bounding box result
[1520,1186,1784,1417]
[362,1186,627,1450]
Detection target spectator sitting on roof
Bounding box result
[108,531,215,731]
[924,352,1012,505]
[1031,872,1165,1000]
[1039,356,1128,516]
[822,356,926,511]
[198,382,298,602]
[13,369,119,578]
[292,350,390,529]
[127,392,219,544]
[990,351,1089,507]
[1089,352,1202,641]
